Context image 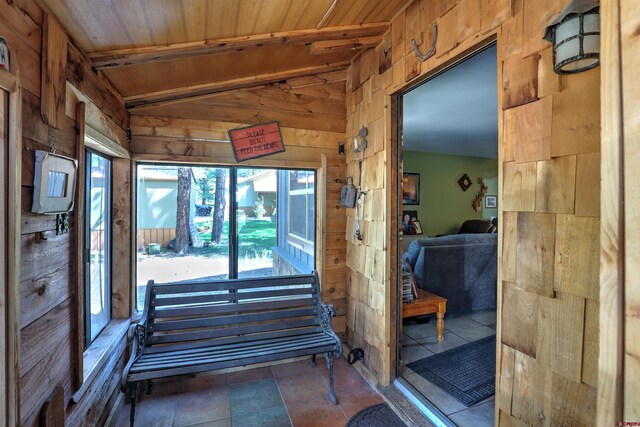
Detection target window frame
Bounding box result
[83,148,113,349]
[285,170,315,254]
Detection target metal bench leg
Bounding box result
[129,382,138,427]
[324,353,338,405]
[146,379,154,395]
[309,354,316,367]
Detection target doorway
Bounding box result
[395,43,499,426]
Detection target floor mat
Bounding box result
[406,335,496,406]
[346,403,406,427]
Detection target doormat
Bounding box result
[406,335,496,406]
[347,403,406,427]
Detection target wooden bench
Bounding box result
[121,272,342,425]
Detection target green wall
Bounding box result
[402,151,498,236]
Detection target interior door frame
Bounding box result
[0,67,22,426]
[388,34,500,423]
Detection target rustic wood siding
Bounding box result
[0,1,130,424]
[344,1,601,423]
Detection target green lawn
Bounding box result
[193,218,276,258]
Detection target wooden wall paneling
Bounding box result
[377,30,393,75]
[23,90,77,157]
[0,0,42,54]
[502,54,538,110]
[40,14,68,129]
[404,0,422,82]
[498,344,516,414]
[501,282,538,357]
[20,299,73,377]
[598,0,624,424]
[0,90,7,426]
[504,97,552,163]
[455,0,481,44]
[20,332,74,425]
[511,350,543,425]
[439,0,458,17]
[0,23,41,97]
[550,69,600,157]
[582,298,599,388]
[66,42,129,129]
[550,372,597,425]
[111,158,132,319]
[40,386,64,427]
[501,212,517,282]
[575,152,601,218]
[521,0,563,58]
[391,10,405,65]
[535,155,576,214]
[481,0,511,33]
[515,212,555,297]
[537,47,561,98]
[554,214,599,300]
[502,162,536,212]
[501,0,523,59]
[435,6,458,58]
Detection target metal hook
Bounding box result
[411,23,438,62]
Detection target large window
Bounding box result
[84,150,112,347]
[135,165,316,310]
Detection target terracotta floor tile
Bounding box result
[337,387,385,419]
[320,362,369,394]
[270,359,318,378]
[228,366,273,385]
[173,385,230,427]
[275,370,330,405]
[286,396,348,427]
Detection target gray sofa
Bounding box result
[402,233,497,315]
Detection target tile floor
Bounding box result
[115,357,384,427]
[400,309,497,426]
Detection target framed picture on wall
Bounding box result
[402,173,420,205]
[485,195,497,208]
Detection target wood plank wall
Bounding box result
[0,1,131,424]
[128,115,348,333]
[344,2,602,424]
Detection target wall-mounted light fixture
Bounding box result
[543,0,600,74]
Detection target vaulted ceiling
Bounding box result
[42,0,410,132]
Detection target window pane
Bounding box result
[237,168,277,279]
[86,152,111,343]
[136,165,230,310]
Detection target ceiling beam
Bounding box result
[125,61,350,109]
[90,22,388,69]
[309,36,383,55]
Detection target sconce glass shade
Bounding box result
[550,7,600,74]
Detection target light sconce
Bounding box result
[543,0,600,74]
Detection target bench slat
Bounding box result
[153,293,316,316]
[128,346,335,382]
[148,319,320,345]
[152,274,317,295]
[136,334,335,366]
[154,288,315,307]
[151,307,317,332]
[133,336,337,370]
[141,333,332,361]
[152,289,313,317]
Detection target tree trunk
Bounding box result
[175,168,191,254]
[212,169,226,243]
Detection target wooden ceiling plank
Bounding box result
[90,22,388,69]
[316,0,339,29]
[125,61,350,109]
[309,35,383,55]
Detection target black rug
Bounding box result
[406,334,496,407]
[347,403,406,427]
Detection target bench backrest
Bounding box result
[140,273,323,354]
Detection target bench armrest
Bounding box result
[319,302,343,358]
[121,323,147,391]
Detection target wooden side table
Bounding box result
[402,289,447,343]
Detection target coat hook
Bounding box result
[412,23,438,62]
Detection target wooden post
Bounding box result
[75,101,86,389]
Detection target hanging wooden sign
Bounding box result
[228,122,285,162]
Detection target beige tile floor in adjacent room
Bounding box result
[115,357,384,427]
[401,309,497,427]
